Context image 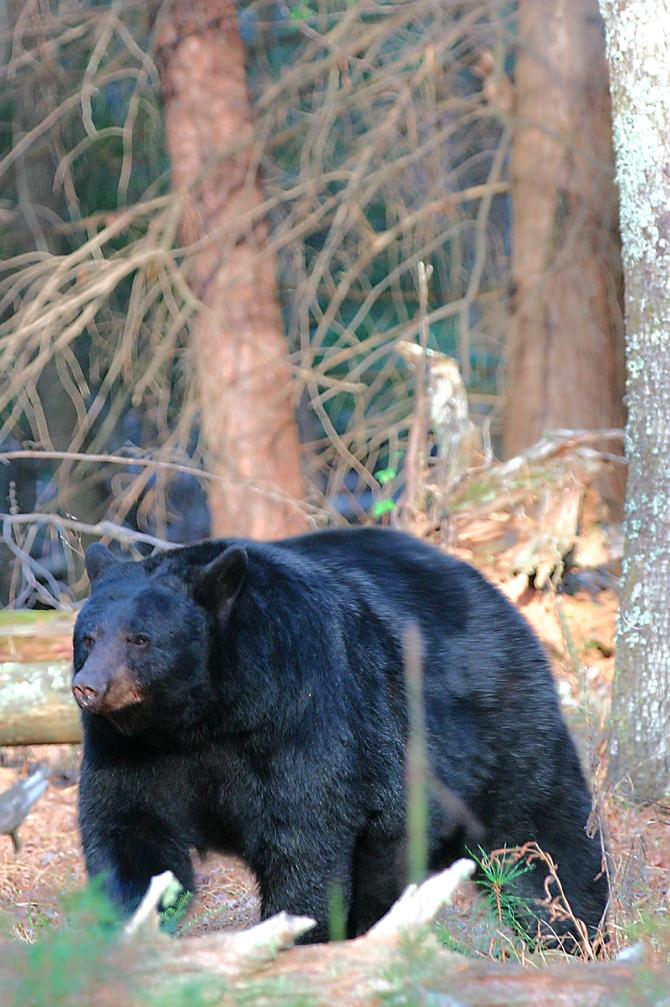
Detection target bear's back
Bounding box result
[144,528,559,733]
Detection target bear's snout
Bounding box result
[72,681,101,708]
[72,651,142,715]
[72,663,112,712]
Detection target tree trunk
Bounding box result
[504,0,625,512]
[155,0,307,539]
[599,0,670,800]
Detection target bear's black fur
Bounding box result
[74,528,607,944]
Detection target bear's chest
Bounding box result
[188,746,271,856]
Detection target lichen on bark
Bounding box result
[599,0,670,799]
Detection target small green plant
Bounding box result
[372,498,397,518]
[159,887,193,935]
[374,466,398,486]
[434,924,475,958]
[403,625,429,886]
[468,846,537,957]
[623,909,670,964]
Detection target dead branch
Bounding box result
[0,659,78,745]
[0,765,49,851]
[0,450,324,522]
[368,858,476,938]
[1,512,171,552]
[123,870,180,938]
[434,431,623,525]
[2,885,667,1007]
[403,262,433,518]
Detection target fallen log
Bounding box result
[435,429,625,584]
[0,610,79,745]
[2,862,668,1007]
[2,924,667,1007]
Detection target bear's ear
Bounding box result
[84,543,119,586]
[195,546,248,616]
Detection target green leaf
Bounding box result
[374,467,397,486]
[289,1,313,20]
[372,499,396,518]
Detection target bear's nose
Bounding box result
[72,684,99,708]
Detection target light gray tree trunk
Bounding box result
[600,0,670,800]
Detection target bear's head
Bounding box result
[72,542,247,733]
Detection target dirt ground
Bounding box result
[1,584,669,953]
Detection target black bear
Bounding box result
[73,528,607,944]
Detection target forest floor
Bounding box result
[1,576,669,962]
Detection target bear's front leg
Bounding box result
[79,774,194,917]
[82,815,195,917]
[83,825,195,917]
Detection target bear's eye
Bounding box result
[81,634,95,650]
[127,633,150,648]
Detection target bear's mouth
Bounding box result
[104,701,149,735]
[101,676,143,713]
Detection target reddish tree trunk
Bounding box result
[156,0,307,539]
[504,0,625,511]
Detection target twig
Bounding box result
[0,0,515,548]
[0,512,171,551]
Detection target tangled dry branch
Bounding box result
[0,0,514,601]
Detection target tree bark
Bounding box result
[155,0,307,539]
[0,662,79,745]
[0,611,79,745]
[504,0,625,512]
[599,0,670,800]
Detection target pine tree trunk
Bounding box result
[599,0,670,800]
[504,0,625,511]
[155,0,307,539]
